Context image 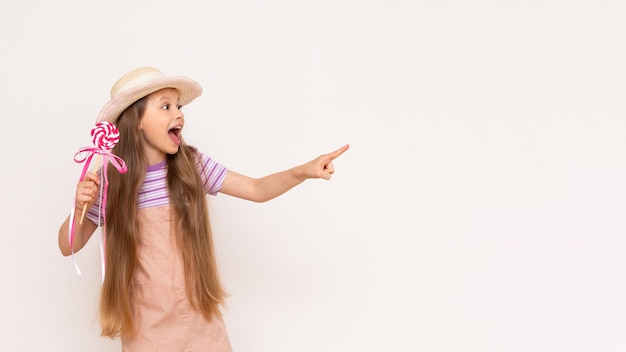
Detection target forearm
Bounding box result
[58,212,97,256]
[253,165,307,202]
[219,144,348,202]
[220,165,308,203]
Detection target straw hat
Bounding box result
[96,67,202,123]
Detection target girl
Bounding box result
[58,67,348,351]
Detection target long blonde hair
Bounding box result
[99,96,227,338]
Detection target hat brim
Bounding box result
[96,76,202,123]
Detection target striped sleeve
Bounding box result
[85,200,104,226]
[196,151,228,195]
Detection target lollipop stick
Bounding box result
[79,154,101,224]
[80,205,88,225]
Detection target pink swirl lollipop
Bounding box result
[91,121,120,150]
[71,121,127,280]
[78,121,122,225]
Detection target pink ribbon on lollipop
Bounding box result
[69,121,127,279]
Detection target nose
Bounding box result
[176,107,184,120]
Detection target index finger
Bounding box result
[83,172,101,185]
[326,144,350,161]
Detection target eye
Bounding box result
[177,105,183,110]
[161,103,170,110]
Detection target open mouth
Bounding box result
[168,127,182,144]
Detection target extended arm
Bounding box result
[219,144,349,202]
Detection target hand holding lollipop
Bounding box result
[71,122,127,258]
[78,122,122,223]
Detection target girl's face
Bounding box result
[139,88,185,164]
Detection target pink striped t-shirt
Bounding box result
[86,151,227,226]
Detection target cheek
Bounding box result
[139,125,156,143]
[139,121,168,145]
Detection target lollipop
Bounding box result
[91,121,120,150]
[79,121,122,223]
[70,121,127,278]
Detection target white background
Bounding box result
[2,1,626,351]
